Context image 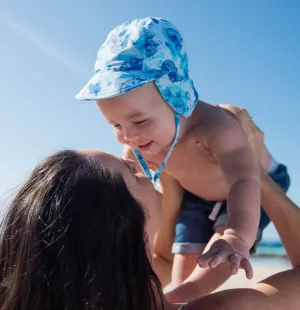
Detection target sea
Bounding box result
[254,240,287,257]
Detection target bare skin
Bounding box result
[84,150,300,310]
[163,169,300,310]
[97,82,271,300]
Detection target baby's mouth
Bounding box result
[138,141,153,151]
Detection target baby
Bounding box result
[76,17,290,300]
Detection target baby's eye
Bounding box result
[134,119,147,125]
[113,124,121,128]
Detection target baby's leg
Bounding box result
[165,225,234,302]
[170,192,215,287]
[172,226,226,286]
[172,253,202,286]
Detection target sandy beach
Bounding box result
[214,256,291,291]
[163,256,291,294]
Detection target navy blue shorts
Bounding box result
[172,163,290,254]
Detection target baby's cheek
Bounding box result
[146,124,161,139]
[114,131,126,144]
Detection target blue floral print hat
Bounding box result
[76,17,198,183]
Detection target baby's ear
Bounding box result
[219,104,265,165]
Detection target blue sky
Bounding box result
[0,1,299,241]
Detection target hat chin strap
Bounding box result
[132,112,181,185]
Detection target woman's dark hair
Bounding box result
[0,150,163,310]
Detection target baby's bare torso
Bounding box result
[161,134,228,201]
[143,103,270,201]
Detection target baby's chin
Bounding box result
[140,143,162,156]
[146,143,172,156]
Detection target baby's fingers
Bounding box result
[197,248,218,268]
[229,253,241,275]
[208,250,232,268]
[240,258,253,279]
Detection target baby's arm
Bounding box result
[154,172,184,262]
[197,109,260,277]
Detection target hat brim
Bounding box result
[75,70,156,101]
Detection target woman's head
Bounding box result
[0,150,163,310]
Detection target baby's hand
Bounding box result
[197,233,253,279]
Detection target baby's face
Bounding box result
[97,82,176,156]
